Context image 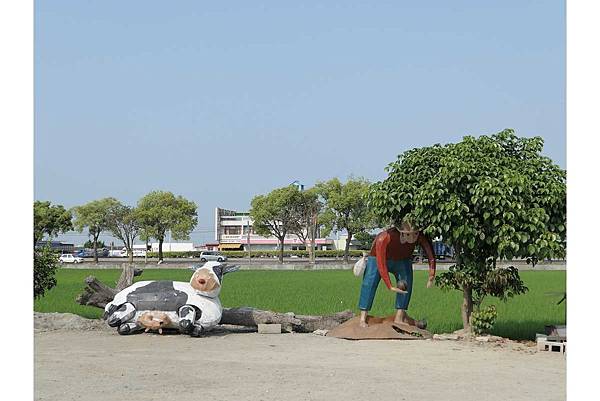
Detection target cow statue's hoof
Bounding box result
[117,322,142,335]
[107,303,136,327]
[103,304,118,321]
[178,305,199,334]
[190,325,204,338]
[179,319,193,333]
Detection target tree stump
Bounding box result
[115,264,143,291]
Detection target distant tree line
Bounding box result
[249,177,376,264]
[34,191,198,266]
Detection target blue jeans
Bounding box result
[358,256,413,311]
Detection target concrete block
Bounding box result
[433,334,459,341]
[258,324,281,334]
[537,339,566,353]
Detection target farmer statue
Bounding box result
[358,220,436,329]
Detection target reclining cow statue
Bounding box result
[103,261,238,337]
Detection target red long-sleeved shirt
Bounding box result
[369,228,436,290]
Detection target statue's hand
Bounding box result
[390,286,407,294]
[426,277,434,288]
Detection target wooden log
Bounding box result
[215,308,354,332]
[292,310,355,333]
[76,276,118,309]
[220,307,302,332]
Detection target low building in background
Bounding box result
[196,243,220,251]
[215,207,334,251]
[35,240,74,254]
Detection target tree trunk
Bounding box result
[115,264,142,291]
[128,249,134,264]
[158,238,164,262]
[144,238,148,265]
[278,236,284,264]
[93,237,99,264]
[76,274,354,332]
[461,285,473,331]
[309,213,317,265]
[344,231,352,264]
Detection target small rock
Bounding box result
[313,329,328,336]
[475,335,505,343]
[433,333,460,341]
[257,324,282,334]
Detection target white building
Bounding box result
[215,207,334,251]
[150,242,195,253]
[332,233,366,251]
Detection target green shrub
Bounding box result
[471,305,497,335]
[34,247,60,299]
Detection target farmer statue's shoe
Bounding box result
[416,319,428,330]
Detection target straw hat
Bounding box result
[395,220,419,244]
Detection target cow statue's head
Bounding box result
[190,261,239,298]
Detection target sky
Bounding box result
[34,0,565,246]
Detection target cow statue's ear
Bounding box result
[211,265,223,279]
[222,265,240,275]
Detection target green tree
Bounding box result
[315,177,376,263]
[250,186,303,263]
[34,246,60,299]
[289,188,323,264]
[84,240,106,249]
[369,129,566,331]
[72,197,120,263]
[136,191,198,262]
[354,231,377,250]
[105,201,140,264]
[33,201,73,244]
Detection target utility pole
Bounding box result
[246,217,251,262]
[310,207,317,265]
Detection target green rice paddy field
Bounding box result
[34,268,565,340]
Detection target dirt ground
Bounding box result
[35,325,566,401]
